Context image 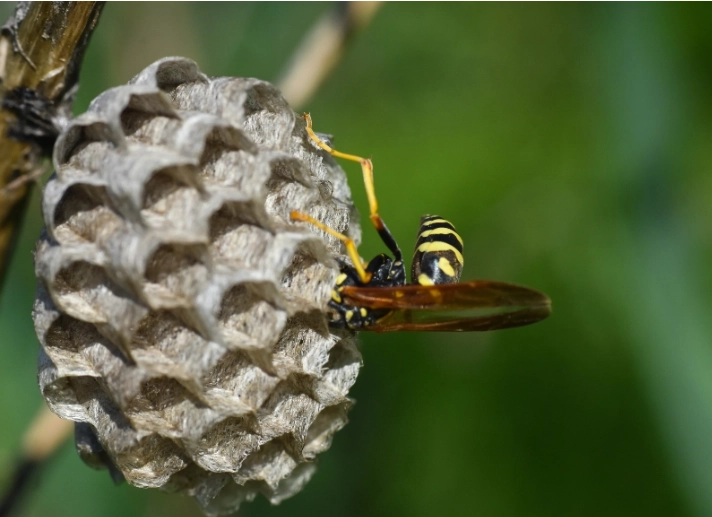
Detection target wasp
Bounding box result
[291,114,551,332]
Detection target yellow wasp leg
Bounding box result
[303,113,388,244]
[290,210,372,284]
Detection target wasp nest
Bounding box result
[32,57,362,515]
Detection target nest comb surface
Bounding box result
[32,57,362,515]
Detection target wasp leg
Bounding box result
[303,113,403,264]
[290,210,372,284]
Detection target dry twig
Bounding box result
[0,3,104,516]
[278,2,382,109]
[0,1,104,290]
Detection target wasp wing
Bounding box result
[360,304,551,332]
[340,280,550,311]
[340,281,551,332]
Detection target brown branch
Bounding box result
[278,1,382,110]
[0,4,104,516]
[21,406,74,462]
[0,1,104,291]
[0,407,74,517]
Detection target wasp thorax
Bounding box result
[33,57,363,515]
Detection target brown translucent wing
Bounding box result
[359,304,551,332]
[340,281,551,332]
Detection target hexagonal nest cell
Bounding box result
[33,57,362,515]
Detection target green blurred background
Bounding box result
[3,3,712,516]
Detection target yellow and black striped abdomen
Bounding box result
[411,215,464,286]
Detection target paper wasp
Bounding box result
[290,114,551,332]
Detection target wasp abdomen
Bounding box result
[411,215,464,285]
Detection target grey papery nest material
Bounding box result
[32,57,362,515]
